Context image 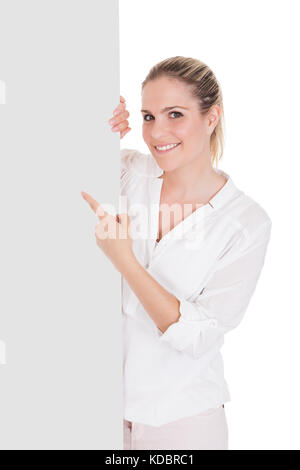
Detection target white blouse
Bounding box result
[120,148,272,427]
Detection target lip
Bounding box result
[154,143,181,154]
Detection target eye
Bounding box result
[143,111,183,122]
[170,111,183,119]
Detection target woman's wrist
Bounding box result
[116,250,139,277]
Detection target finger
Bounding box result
[120,95,126,103]
[81,191,98,212]
[113,99,127,116]
[110,109,130,125]
[113,104,125,117]
[120,127,131,139]
[95,204,108,220]
[95,214,117,239]
[81,191,107,220]
[117,212,131,239]
[112,120,129,132]
[117,212,129,227]
[109,110,129,127]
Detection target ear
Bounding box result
[207,104,221,135]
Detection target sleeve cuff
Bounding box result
[157,298,218,352]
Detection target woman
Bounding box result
[82,56,272,450]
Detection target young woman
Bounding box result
[82,56,272,450]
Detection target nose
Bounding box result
[148,119,172,142]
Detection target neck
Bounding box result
[159,156,224,202]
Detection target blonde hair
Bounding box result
[141,56,225,168]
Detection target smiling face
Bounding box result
[141,76,219,172]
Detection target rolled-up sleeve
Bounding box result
[158,219,272,359]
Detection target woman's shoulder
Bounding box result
[213,168,272,236]
[226,188,272,251]
[214,190,272,269]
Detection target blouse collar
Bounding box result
[152,158,241,212]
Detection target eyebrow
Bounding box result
[141,106,189,113]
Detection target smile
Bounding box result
[154,143,181,153]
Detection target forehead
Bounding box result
[142,77,194,107]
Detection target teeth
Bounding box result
[155,143,180,151]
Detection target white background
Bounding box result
[120,0,300,450]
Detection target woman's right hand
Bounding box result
[108,95,131,139]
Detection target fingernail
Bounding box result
[113,109,121,116]
[109,118,115,125]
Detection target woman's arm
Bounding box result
[81,189,180,332]
[120,219,272,360]
[120,256,181,333]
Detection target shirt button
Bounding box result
[209,319,218,328]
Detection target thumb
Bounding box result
[117,212,131,226]
[117,212,132,239]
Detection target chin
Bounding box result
[155,161,180,172]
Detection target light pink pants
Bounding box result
[123,405,228,450]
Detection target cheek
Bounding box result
[142,125,150,141]
[175,123,195,142]
[180,122,204,142]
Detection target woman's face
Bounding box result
[141,76,219,172]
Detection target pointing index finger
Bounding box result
[81,191,107,220]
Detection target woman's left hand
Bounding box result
[81,191,135,272]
